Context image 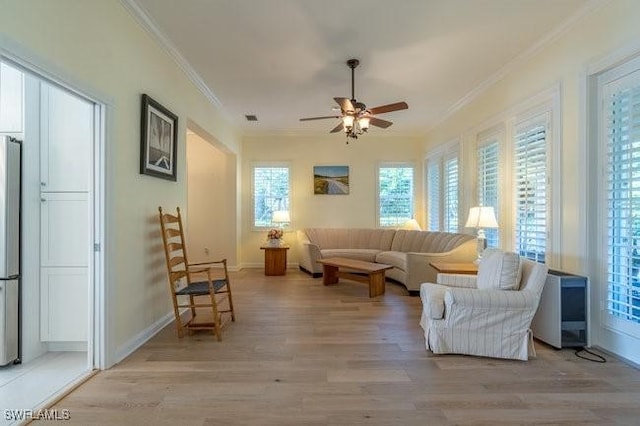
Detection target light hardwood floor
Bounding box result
[45,269,640,425]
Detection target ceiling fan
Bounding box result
[300,59,409,142]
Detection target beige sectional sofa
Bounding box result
[297,228,477,293]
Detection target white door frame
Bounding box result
[0,50,107,370]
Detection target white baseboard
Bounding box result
[114,311,175,363]
[47,341,87,352]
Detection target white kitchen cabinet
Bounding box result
[40,83,92,192]
[40,267,88,342]
[38,83,91,344]
[40,192,89,268]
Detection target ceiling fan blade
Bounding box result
[368,102,408,115]
[369,117,393,129]
[300,115,340,121]
[334,97,355,113]
[330,122,344,133]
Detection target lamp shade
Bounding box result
[465,206,498,229]
[272,210,290,224]
[402,218,422,231]
[271,210,291,223]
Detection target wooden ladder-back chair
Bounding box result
[158,206,235,340]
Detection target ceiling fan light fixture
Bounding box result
[299,58,409,144]
[358,116,370,131]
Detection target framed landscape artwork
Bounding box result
[314,165,349,195]
[140,94,178,181]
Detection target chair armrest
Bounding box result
[296,230,323,274]
[445,288,539,311]
[419,283,449,319]
[436,273,477,288]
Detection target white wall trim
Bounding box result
[431,0,608,131]
[119,0,225,111]
[114,311,175,363]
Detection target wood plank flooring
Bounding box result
[44,269,640,425]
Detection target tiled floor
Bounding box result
[0,352,91,425]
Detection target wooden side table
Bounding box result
[260,245,289,276]
[429,262,478,275]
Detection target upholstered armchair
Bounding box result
[419,250,549,360]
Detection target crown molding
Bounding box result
[431,0,610,132]
[119,0,224,110]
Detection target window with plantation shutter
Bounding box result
[427,160,441,231]
[601,66,640,327]
[252,165,290,228]
[378,165,414,227]
[426,147,460,232]
[443,155,459,233]
[477,140,500,247]
[513,115,548,263]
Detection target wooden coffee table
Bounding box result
[317,257,393,298]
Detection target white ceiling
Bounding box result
[130,0,589,137]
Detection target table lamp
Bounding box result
[465,206,499,263]
[272,210,290,229]
[402,218,422,231]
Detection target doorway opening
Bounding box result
[0,57,104,416]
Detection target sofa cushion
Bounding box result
[391,230,475,253]
[320,249,381,263]
[306,228,395,250]
[476,249,522,291]
[375,251,406,271]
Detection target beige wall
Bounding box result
[241,133,423,267]
[186,131,238,267]
[0,0,241,365]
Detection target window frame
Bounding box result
[425,141,461,232]
[251,162,291,230]
[476,128,502,248]
[596,56,640,337]
[512,111,551,264]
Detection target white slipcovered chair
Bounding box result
[419,249,549,361]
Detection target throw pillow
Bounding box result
[476,248,522,291]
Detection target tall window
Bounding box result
[378,164,414,227]
[601,65,640,327]
[477,139,500,247]
[443,155,459,233]
[513,115,548,263]
[426,147,459,232]
[252,165,290,228]
[427,160,441,231]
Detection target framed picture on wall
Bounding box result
[140,93,178,181]
[314,165,349,195]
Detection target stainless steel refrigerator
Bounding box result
[0,136,20,366]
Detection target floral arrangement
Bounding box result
[267,228,283,240]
